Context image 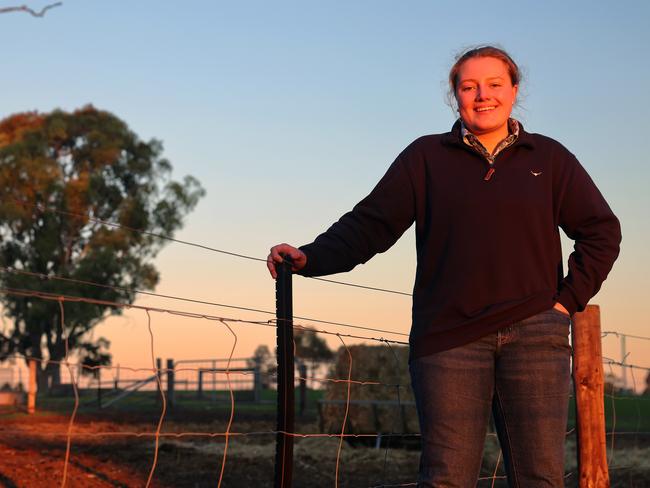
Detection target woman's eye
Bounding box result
[461,86,475,92]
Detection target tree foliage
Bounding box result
[0,106,205,390]
[246,345,276,389]
[294,327,333,364]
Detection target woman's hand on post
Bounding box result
[267,243,307,279]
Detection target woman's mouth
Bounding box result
[475,106,496,112]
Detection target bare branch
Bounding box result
[0,2,63,17]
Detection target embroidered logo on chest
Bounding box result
[531,171,542,176]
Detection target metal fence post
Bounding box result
[166,358,175,408]
[572,304,610,487]
[274,256,294,488]
[254,357,262,403]
[155,358,162,404]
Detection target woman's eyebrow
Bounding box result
[459,75,506,84]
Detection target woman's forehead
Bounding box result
[458,57,510,81]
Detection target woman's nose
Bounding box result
[475,85,491,100]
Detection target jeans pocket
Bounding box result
[549,306,571,319]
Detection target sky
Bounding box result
[1,0,649,387]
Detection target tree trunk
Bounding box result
[36,363,49,392]
[44,335,66,393]
[47,360,61,389]
[35,357,63,394]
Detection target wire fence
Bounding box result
[0,203,648,487]
[0,289,649,486]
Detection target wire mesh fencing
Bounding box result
[0,204,647,486]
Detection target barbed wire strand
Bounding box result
[335,334,353,488]
[0,266,409,338]
[602,331,650,342]
[0,286,408,346]
[59,299,79,488]
[18,200,266,264]
[601,357,650,373]
[217,319,237,488]
[145,309,165,488]
[15,200,412,297]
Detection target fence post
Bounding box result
[274,256,294,488]
[166,358,175,408]
[572,304,610,487]
[299,362,307,417]
[114,363,120,390]
[27,359,37,414]
[212,359,217,402]
[155,358,162,404]
[198,369,203,399]
[254,358,262,403]
[620,334,627,392]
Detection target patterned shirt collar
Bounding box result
[460,118,520,162]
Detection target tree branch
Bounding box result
[0,2,62,17]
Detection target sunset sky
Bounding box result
[1,1,649,386]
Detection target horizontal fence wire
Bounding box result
[0,266,409,338]
[0,286,409,346]
[602,331,650,341]
[8,199,412,296]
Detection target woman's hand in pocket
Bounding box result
[553,302,570,316]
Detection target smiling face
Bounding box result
[454,56,518,139]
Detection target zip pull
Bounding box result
[484,167,495,181]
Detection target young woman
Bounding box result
[267,46,621,487]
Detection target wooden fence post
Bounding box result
[27,359,37,414]
[572,304,610,487]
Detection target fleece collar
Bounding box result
[441,119,536,150]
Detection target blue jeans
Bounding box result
[409,308,572,487]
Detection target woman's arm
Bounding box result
[296,152,417,277]
[555,152,621,315]
[267,148,419,279]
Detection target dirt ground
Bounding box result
[1,408,649,487]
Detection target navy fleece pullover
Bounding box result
[297,122,621,359]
